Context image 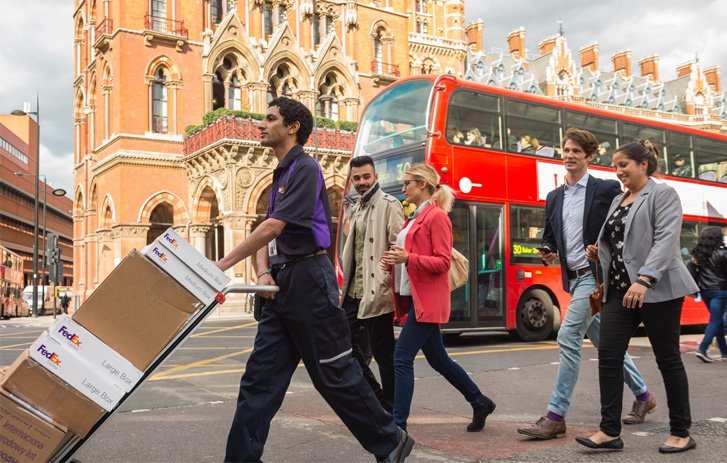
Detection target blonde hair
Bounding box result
[406,163,455,213]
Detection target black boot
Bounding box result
[467,396,496,432]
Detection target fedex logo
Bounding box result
[152,247,168,262]
[58,325,83,347]
[163,233,180,248]
[37,344,62,366]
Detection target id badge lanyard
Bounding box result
[267,158,298,257]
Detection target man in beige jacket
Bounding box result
[340,155,405,413]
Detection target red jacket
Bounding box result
[392,203,452,324]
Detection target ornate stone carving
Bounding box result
[236,168,254,187]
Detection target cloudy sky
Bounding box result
[1,0,725,196]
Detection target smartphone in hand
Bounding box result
[536,246,555,254]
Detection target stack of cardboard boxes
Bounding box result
[0,229,229,462]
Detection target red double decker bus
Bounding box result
[1,245,30,319]
[336,75,727,341]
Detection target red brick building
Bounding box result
[1,115,74,292]
[72,0,475,310]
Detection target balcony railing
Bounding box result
[184,118,356,156]
[95,17,113,42]
[371,61,400,77]
[144,13,188,38]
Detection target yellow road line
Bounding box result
[0,342,33,349]
[190,322,257,338]
[151,348,254,379]
[150,368,247,381]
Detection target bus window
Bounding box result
[506,100,562,158]
[668,132,695,178]
[509,205,558,266]
[476,204,504,321]
[353,79,432,156]
[446,90,501,150]
[566,112,619,167]
[622,123,667,173]
[695,137,727,183]
[679,220,700,265]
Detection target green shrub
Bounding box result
[337,120,358,132]
[185,124,202,136]
[315,116,337,129]
[250,112,265,120]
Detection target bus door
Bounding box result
[448,203,505,329]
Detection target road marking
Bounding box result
[150,368,248,381]
[131,409,150,413]
[0,341,33,349]
[709,417,727,423]
[508,367,520,370]
[633,432,651,436]
[150,348,254,379]
[190,322,257,338]
[550,362,560,365]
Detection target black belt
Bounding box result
[567,267,591,279]
[271,250,327,270]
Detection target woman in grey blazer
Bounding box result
[577,139,699,454]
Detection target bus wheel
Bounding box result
[515,289,558,342]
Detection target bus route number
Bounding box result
[396,162,411,180]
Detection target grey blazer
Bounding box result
[597,178,699,303]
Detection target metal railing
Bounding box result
[371,60,400,77]
[144,13,188,38]
[95,17,113,42]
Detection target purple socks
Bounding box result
[546,411,564,422]
[636,390,650,402]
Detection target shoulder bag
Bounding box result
[449,247,469,291]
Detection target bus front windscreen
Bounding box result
[353,79,432,157]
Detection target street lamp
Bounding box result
[13,172,66,315]
[11,95,40,317]
[313,94,335,161]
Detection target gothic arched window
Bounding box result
[152,69,168,133]
[229,75,242,110]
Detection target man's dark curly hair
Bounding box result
[268,97,314,145]
[692,226,726,265]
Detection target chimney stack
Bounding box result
[507,27,526,59]
[538,36,557,56]
[612,49,632,77]
[579,42,599,72]
[677,61,694,78]
[704,65,721,92]
[466,20,484,52]
[638,54,660,81]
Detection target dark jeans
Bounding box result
[343,295,396,412]
[598,288,691,438]
[698,290,727,355]
[393,298,483,429]
[225,255,399,462]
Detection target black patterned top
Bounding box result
[605,203,632,290]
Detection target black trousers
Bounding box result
[343,295,396,412]
[224,255,399,462]
[598,288,691,438]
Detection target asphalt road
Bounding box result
[1,315,725,463]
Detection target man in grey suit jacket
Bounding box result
[518,128,656,440]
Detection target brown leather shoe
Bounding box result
[517,416,566,439]
[622,395,658,424]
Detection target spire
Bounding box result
[558,19,564,37]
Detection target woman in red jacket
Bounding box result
[382,163,495,433]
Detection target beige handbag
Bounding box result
[449,247,469,291]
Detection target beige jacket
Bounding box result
[340,185,405,319]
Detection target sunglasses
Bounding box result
[403,179,422,187]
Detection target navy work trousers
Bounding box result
[224,254,400,462]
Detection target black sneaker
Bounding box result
[377,428,414,462]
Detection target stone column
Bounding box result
[189,223,212,256]
[203,73,214,114]
[111,223,151,263]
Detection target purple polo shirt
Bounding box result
[267,144,332,266]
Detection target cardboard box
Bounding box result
[156,228,230,291]
[141,244,220,306]
[29,334,124,412]
[1,351,105,438]
[0,389,72,463]
[73,250,201,371]
[47,315,142,393]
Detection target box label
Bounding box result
[48,316,142,392]
[29,334,124,412]
[141,245,219,306]
[157,228,230,290]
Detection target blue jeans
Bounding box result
[393,300,483,429]
[547,272,648,418]
[698,290,727,355]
